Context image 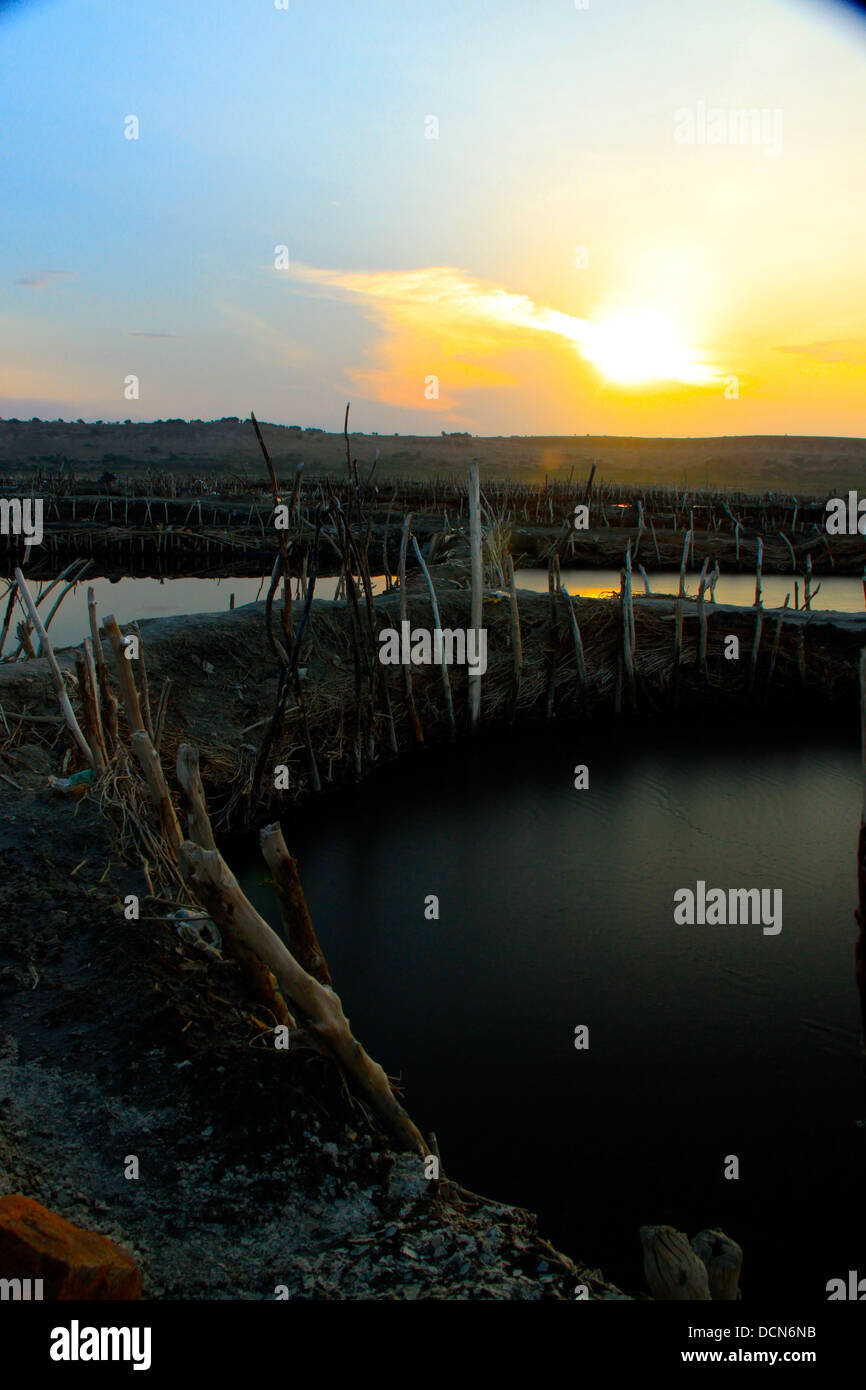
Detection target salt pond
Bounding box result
[232,717,866,1296]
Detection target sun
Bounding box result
[580,310,716,387]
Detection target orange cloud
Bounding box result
[289,264,721,410]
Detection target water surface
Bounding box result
[233,717,866,1297]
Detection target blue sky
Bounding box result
[2,0,865,434]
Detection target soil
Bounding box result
[3,417,866,491]
[0,721,627,1301]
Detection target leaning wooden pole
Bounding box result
[74,646,107,773]
[398,515,424,743]
[173,744,291,1025]
[412,536,455,737]
[468,461,483,731]
[88,587,118,753]
[103,615,146,736]
[179,841,429,1157]
[260,822,333,987]
[14,568,93,765]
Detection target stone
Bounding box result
[0,1194,141,1299]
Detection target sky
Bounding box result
[1,0,865,437]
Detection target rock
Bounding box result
[0,1194,142,1299]
[385,1154,430,1213]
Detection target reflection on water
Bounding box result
[233,718,866,1297]
[514,568,866,612]
[27,568,866,654]
[33,574,384,651]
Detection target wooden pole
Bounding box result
[259,822,333,987]
[88,588,118,753]
[545,557,558,721]
[103,614,146,736]
[748,539,763,699]
[129,730,184,855]
[560,587,587,710]
[640,1225,711,1301]
[13,568,93,765]
[79,640,108,770]
[690,1230,743,1303]
[398,515,424,743]
[176,743,218,853]
[131,622,155,740]
[620,554,635,709]
[697,558,709,675]
[412,536,455,737]
[468,461,483,731]
[179,841,429,1157]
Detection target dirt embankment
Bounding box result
[2,573,863,1299]
[0,595,635,1300]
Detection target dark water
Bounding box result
[232,716,866,1298]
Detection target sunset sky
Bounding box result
[1,0,865,436]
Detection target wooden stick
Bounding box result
[412,536,455,736]
[545,558,558,721]
[468,461,483,731]
[398,515,423,743]
[130,730,184,855]
[748,539,764,699]
[620,562,635,709]
[13,568,93,764]
[88,588,118,753]
[82,639,108,766]
[176,743,217,852]
[697,558,709,674]
[74,650,106,773]
[640,1225,711,1301]
[260,822,332,987]
[559,587,587,709]
[175,744,291,1023]
[179,841,428,1156]
[690,1230,743,1303]
[506,555,523,715]
[103,614,146,736]
[16,621,36,660]
[153,678,171,754]
[131,622,155,740]
[40,561,92,643]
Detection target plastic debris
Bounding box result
[46,768,96,794]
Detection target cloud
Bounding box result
[128,331,182,338]
[774,339,865,366]
[289,264,720,407]
[15,270,76,290]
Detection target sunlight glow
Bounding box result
[579,311,717,386]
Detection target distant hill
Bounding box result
[1,418,865,493]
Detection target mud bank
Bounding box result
[3,578,865,828]
[0,761,626,1299]
[1,580,863,1300]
